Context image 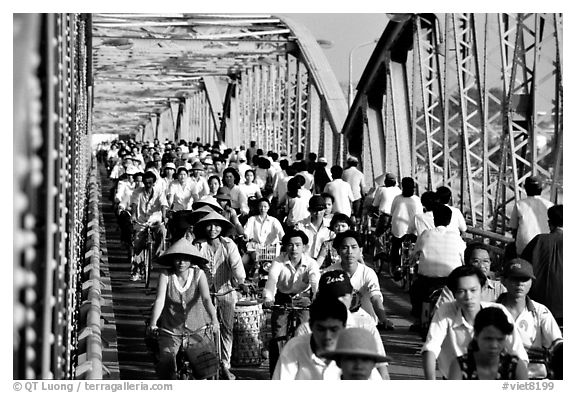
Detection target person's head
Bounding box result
[133,172,144,187]
[279,158,289,171]
[208,175,221,194]
[420,191,438,212]
[346,155,359,167]
[215,187,232,208]
[432,205,452,227]
[295,152,304,161]
[257,157,271,169]
[318,270,353,308]
[324,328,389,380]
[142,171,157,190]
[308,195,327,219]
[257,197,270,216]
[447,265,487,311]
[156,237,208,271]
[152,152,162,168]
[436,186,452,204]
[250,140,256,148]
[330,213,354,234]
[401,177,415,197]
[309,296,348,355]
[464,242,493,276]
[471,307,514,358]
[331,165,343,179]
[292,160,306,173]
[270,152,279,162]
[384,173,397,187]
[321,193,334,215]
[244,169,255,184]
[524,176,543,196]
[163,162,176,178]
[194,212,232,240]
[333,230,362,271]
[222,167,240,187]
[548,204,563,229]
[213,157,225,173]
[501,258,535,300]
[175,166,188,182]
[287,175,304,197]
[281,230,309,261]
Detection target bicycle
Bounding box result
[249,242,280,290]
[399,238,417,291]
[145,323,220,380]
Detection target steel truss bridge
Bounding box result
[13,13,562,379]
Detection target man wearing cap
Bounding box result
[295,195,333,261]
[343,155,367,224]
[326,231,394,329]
[496,258,563,379]
[295,270,390,379]
[272,296,348,380]
[193,212,246,380]
[521,205,563,325]
[129,171,168,281]
[189,161,210,201]
[323,327,390,380]
[264,229,321,376]
[509,176,554,255]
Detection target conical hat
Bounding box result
[193,211,233,237]
[192,196,223,213]
[322,327,391,362]
[156,237,208,267]
[189,205,217,222]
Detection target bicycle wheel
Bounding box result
[144,241,153,288]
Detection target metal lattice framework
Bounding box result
[344,13,562,239]
[90,14,347,162]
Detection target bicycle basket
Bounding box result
[184,327,219,379]
[255,244,280,262]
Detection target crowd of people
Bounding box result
[96,136,563,380]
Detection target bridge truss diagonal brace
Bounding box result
[203,76,225,142]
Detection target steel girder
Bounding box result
[343,13,562,238]
[14,14,92,379]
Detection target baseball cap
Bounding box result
[318,270,353,299]
[524,176,542,188]
[502,258,536,280]
[308,195,327,211]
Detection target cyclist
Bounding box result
[315,213,355,270]
[263,229,320,376]
[193,212,247,380]
[325,230,394,330]
[129,171,168,281]
[295,195,332,260]
[371,173,401,236]
[148,238,219,379]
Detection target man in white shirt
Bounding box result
[421,265,529,379]
[342,155,367,223]
[272,296,348,380]
[436,186,467,235]
[509,176,554,255]
[295,195,333,260]
[323,165,354,217]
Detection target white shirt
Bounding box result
[263,254,320,301]
[326,262,383,323]
[243,215,284,245]
[390,195,423,238]
[447,205,467,234]
[509,195,554,254]
[342,166,366,201]
[504,298,562,350]
[296,217,333,260]
[272,334,330,380]
[422,301,529,379]
[414,226,465,277]
[285,189,312,226]
[372,185,402,214]
[414,211,435,236]
[297,171,315,191]
[189,176,210,201]
[115,179,136,209]
[167,180,195,211]
[323,179,354,217]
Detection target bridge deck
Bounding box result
[98,164,426,380]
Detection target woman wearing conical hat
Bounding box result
[148,238,219,379]
[193,211,246,380]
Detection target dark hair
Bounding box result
[257,197,271,207]
[384,177,396,187]
[145,161,156,170]
[321,192,334,203]
[433,205,452,227]
[330,213,354,231]
[473,307,514,336]
[176,166,188,175]
[286,166,297,177]
[333,230,361,250]
[401,177,415,197]
[525,182,543,196]
[257,157,271,169]
[287,176,303,198]
[308,152,317,161]
[464,242,492,265]
[270,152,279,161]
[295,152,304,161]
[279,159,290,170]
[208,175,221,185]
[142,171,157,182]
[282,229,309,246]
[447,265,487,294]
[309,296,348,326]
[244,169,255,180]
[436,186,452,204]
[331,165,344,179]
[421,191,438,212]
[292,161,306,173]
[548,205,563,228]
[223,167,240,185]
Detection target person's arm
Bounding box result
[263,262,280,306]
[315,242,328,269]
[243,216,255,241]
[227,241,246,285]
[515,357,529,380]
[422,350,438,380]
[149,272,169,328]
[370,295,393,328]
[447,358,462,380]
[197,269,218,326]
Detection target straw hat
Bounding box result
[193,211,233,237]
[214,187,231,201]
[189,205,218,222]
[191,161,205,171]
[192,196,223,213]
[322,328,390,362]
[156,238,208,267]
